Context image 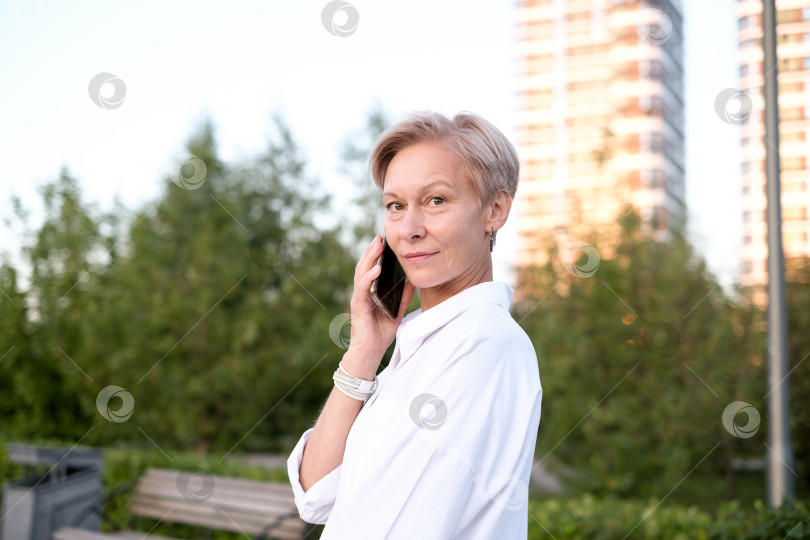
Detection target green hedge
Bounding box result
[528,495,714,539]
[711,499,810,539]
[528,495,810,539]
[2,443,807,539]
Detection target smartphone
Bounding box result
[369,236,407,319]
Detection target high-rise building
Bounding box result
[736,1,810,298]
[513,0,686,272]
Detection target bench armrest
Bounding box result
[254,510,303,540]
[70,481,137,531]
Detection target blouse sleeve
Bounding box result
[286,427,343,524]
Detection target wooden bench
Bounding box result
[53,467,310,540]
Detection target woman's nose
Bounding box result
[398,207,425,241]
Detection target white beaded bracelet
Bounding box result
[333,361,378,401]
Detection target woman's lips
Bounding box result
[404,252,437,264]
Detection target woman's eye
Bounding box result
[429,197,445,206]
[386,202,403,211]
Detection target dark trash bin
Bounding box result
[1,443,104,540]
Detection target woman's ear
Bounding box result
[485,190,512,233]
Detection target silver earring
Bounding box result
[489,227,496,252]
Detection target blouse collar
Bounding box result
[391,280,515,370]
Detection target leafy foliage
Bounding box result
[1,117,358,453]
[528,494,715,539]
[528,495,810,539]
[784,256,810,498]
[514,210,767,497]
[709,498,810,539]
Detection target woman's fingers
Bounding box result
[365,262,382,284]
[351,236,384,316]
[355,235,383,281]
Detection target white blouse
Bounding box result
[287,280,542,539]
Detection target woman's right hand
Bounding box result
[342,235,416,380]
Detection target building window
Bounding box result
[783,181,806,192]
[785,231,809,245]
[780,57,805,72]
[743,260,753,274]
[781,107,805,121]
[740,64,749,77]
[783,206,808,220]
[641,132,665,153]
[639,96,662,114]
[781,156,806,171]
[639,60,663,80]
[778,9,803,24]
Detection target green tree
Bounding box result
[1,116,362,454]
[87,116,358,452]
[515,208,764,498]
[0,171,110,441]
[785,256,810,497]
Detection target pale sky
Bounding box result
[0,0,742,290]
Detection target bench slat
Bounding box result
[53,527,187,540]
[135,475,295,508]
[129,499,304,538]
[53,528,116,540]
[54,468,307,540]
[114,530,179,540]
[132,483,296,514]
[145,468,292,496]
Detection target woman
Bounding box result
[287,111,542,539]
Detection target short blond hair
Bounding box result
[369,111,519,209]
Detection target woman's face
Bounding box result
[382,142,492,291]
